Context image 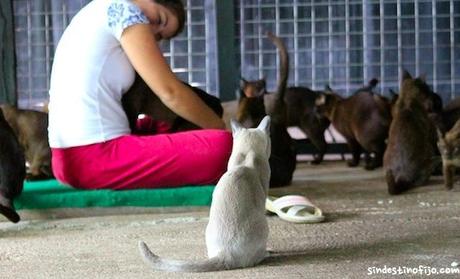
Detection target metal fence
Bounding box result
[12,0,460,108]
[12,0,213,108]
[236,0,460,103]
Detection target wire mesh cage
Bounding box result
[236,0,459,103]
[12,0,214,108]
[11,0,460,108]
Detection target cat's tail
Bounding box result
[139,241,228,273]
[266,32,289,101]
[0,194,20,223]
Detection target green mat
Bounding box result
[14,179,215,210]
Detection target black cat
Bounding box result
[122,75,223,134]
[237,32,296,187]
[0,108,26,223]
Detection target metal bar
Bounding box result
[450,0,455,99]
[293,0,299,85]
[415,0,420,76]
[239,0,245,84]
[275,0,280,84]
[345,0,350,95]
[187,0,192,83]
[396,0,402,81]
[204,0,218,94]
[328,0,333,86]
[362,0,368,83]
[311,1,316,89]
[27,1,32,107]
[258,0,263,79]
[45,1,50,95]
[432,0,438,91]
[379,0,385,93]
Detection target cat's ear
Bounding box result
[231,118,244,134]
[324,85,333,93]
[257,115,271,134]
[315,94,327,106]
[239,78,248,99]
[368,78,379,88]
[402,69,412,80]
[418,73,427,82]
[256,79,267,97]
[240,77,247,89]
[436,127,445,142]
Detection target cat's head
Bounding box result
[230,115,271,158]
[400,70,443,113]
[236,78,267,128]
[314,86,342,118]
[239,78,266,99]
[438,119,460,162]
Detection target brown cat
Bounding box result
[315,80,391,170]
[437,119,460,190]
[0,108,25,223]
[238,32,296,187]
[383,71,438,195]
[122,75,223,134]
[0,104,52,180]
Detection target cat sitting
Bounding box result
[0,108,26,223]
[437,119,460,190]
[139,116,271,272]
[237,32,296,187]
[315,81,391,170]
[383,71,438,195]
[0,104,52,180]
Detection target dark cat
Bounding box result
[315,80,391,170]
[436,97,460,134]
[267,78,378,164]
[383,71,438,195]
[275,87,330,164]
[237,32,296,187]
[122,75,223,134]
[0,104,52,180]
[437,119,460,190]
[0,108,26,223]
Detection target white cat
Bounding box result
[139,116,271,272]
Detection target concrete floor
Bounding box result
[1,161,459,279]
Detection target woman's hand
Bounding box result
[120,24,225,130]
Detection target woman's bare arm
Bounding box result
[120,24,225,129]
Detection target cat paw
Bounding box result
[310,158,322,165]
[364,164,376,171]
[347,160,359,167]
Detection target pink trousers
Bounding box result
[51,130,232,190]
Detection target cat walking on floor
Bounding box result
[139,116,272,272]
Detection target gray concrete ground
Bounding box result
[1,161,459,279]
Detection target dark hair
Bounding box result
[155,0,186,38]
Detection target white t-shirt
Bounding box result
[48,0,150,148]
